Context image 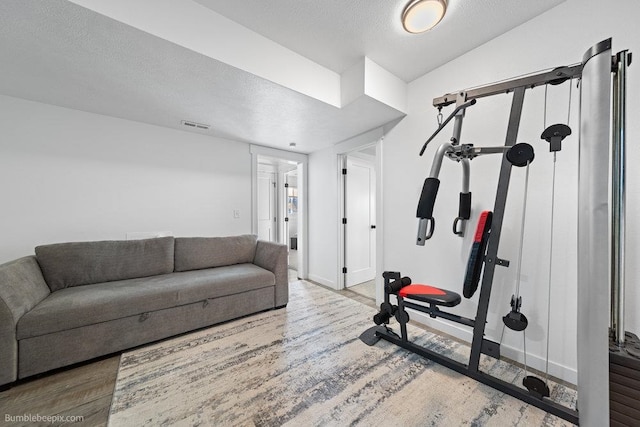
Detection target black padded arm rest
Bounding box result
[458,192,471,220]
[417,177,440,219]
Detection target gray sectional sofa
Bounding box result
[0,234,288,387]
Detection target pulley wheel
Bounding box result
[541,123,572,142]
[503,310,528,331]
[523,375,550,398]
[507,143,535,167]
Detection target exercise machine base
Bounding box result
[373,327,579,425]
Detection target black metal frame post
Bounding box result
[468,86,525,371]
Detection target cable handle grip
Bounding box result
[417,218,434,245]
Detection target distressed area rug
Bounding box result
[108,281,576,426]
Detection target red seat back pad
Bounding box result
[399,284,447,297]
[473,211,491,243]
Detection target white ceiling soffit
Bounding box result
[193,0,567,82]
[0,0,565,153]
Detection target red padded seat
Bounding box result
[399,284,461,307]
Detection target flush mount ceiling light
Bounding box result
[402,0,447,34]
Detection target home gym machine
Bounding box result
[361,38,634,426]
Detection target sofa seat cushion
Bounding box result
[17,263,274,340]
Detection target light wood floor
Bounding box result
[346,279,376,300]
[0,356,120,426]
[0,278,572,426]
[0,278,372,427]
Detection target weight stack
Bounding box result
[610,331,640,426]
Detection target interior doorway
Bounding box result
[284,169,299,271]
[254,149,306,280]
[340,145,377,300]
[256,170,277,242]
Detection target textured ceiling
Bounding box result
[0,0,403,153]
[0,0,566,153]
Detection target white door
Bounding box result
[257,171,276,241]
[345,156,376,287]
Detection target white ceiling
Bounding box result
[194,0,565,82]
[0,0,565,153]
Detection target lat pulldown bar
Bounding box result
[432,65,583,108]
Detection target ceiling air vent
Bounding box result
[181,120,210,130]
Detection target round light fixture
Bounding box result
[402,0,447,34]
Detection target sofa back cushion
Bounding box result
[174,235,257,272]
[35,237,175,292]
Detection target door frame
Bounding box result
[251,145,308,279]
[336,134,384,303]
[256,169,277,242]
[343,153,376,287]
[283,169,299,254]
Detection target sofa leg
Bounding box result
[275,304,287,310]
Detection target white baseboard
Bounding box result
[307,274,336,290]
[407,309,577,385]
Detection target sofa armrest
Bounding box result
[253,240,288,307]
[0,256,50,386]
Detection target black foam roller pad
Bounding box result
[382,271,401,280]
[385,276,412,293]
[416,178,440,219]
[373,311,391,325]
[459,192,471,219]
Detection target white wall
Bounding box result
[381,0,640,383]
[0,95,252,262]
[307,128,385,289]
[307,147,339,287]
